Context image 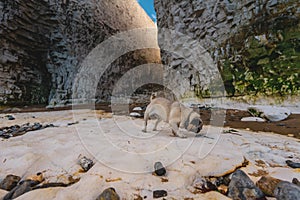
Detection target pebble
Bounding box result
[79,156,94,172]
[286,160,300,168]
[292,178,300,186]
[153,190,167,198]
[6,115,15,120]
[96,187,120,200]
[154,162,166,176]
[129,112,143,118]
[241,117,266,122]
[0,174,21,191]
[132,107,143,111]
[0,123,53,139]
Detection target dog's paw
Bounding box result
[142,129,147,133]
[178,134,187,138]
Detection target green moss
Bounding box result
[218,22,300,97]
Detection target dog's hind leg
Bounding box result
[142,112,149,132]
[153,118,162,131]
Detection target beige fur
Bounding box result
[142,97,203,138]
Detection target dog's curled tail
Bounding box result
[150,92,157,101]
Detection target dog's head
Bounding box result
[187,114,203,133]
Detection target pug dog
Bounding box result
[142,95,203,138]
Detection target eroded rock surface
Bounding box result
[154,0,300,97]
[0,0,160,106]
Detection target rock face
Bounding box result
[154,0,300,97]
[0,0,160,106]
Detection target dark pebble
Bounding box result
[6,115,15,120]
[0,174,21,191]
[292,178,300,186]
[153,190,167,198]
[96,187,120,200]
[286,160,300,168]
[79,156,94,172]
[67,121,79,126]
[154,162,166,176]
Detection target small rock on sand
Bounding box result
[154,162,166,176]
[129,112,143,118]
[153,190,167,198]
[79,156,94,172]
[241,117,266,122]
[286,160,300,168]
[0,174,21,191]
[292,178,300,186]
[96,187,120,200]
[6,115,15,120]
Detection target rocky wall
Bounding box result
[0,0,160,106]
[155,0,300,97]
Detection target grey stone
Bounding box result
[79,156,94,172]
[274,181,300,200]
[286,160,300,169]
[154,162,166,176]
[228,169,265,200]
[96,187,120,200]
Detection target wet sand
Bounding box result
[1,103,299,139]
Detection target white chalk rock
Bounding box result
[241,117,266,122]
[248,105,291,122]
[132,107,143,111]
[129,112,142,117]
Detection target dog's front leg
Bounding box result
[170,121,187,138]
[153,118,162,131]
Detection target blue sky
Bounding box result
[136,0,156,22]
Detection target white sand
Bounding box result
[0,109,299,199]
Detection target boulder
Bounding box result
[228,169,265,200]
